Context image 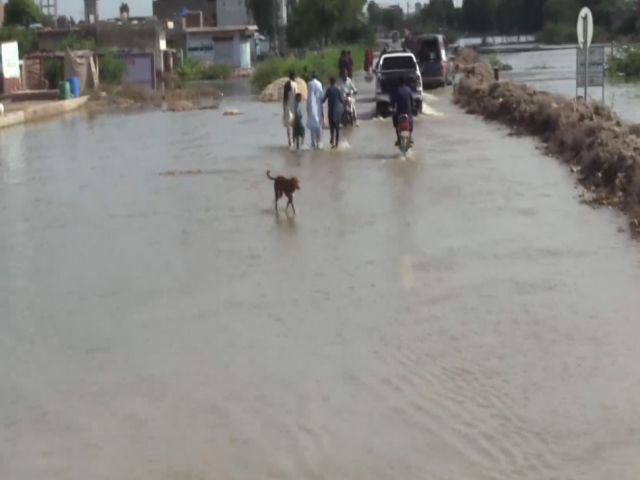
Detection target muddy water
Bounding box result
[498,47,640,123]
[2,85,640,480]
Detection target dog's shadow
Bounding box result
[275,211,297,228]
[260,208,297,228]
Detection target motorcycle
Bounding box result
[341,92,356,128]
[397,114,413,154]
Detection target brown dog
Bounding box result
[266,170,300,214]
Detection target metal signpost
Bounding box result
[576,7,604,102]
[576,45,605,102]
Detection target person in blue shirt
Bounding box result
[391,76,414,146]
[323,77,344,149]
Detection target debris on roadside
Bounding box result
[453,48,640,239]
[159,170,208,176]
[88,84,222,114]
[167,100,195,112]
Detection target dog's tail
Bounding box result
[266,170,276,180]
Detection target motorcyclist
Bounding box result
[338,74,358,126]
[391,76,414,146]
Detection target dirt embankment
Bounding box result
[453,48,640,236]
[259,78,308,102]
[88,84,223,114]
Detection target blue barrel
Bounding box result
[67,76,79,98]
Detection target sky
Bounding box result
[52,0,464,25]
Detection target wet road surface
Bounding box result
[2,82,640,480]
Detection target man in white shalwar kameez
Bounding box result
[306,73,324,149]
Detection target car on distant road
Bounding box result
[374,50,423,118]
[413,34,453,88]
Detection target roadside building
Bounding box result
[97,19,168,87]
[217,0,251,26]
[155,0,257,68]
[180,24,257,67]
[153,0,217,26]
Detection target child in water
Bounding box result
[293,92,305,150]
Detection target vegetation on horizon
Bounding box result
[248,0,371,49]
[0,26,35,55]
[176,58,233,82]
[2,0,43,27]
[366,0,638,42]
[251,46,364,93]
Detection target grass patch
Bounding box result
[99,53,127,84]
[176,58,232,81]
[608,44,640,79]
[540,23,576,44]
[251,46,364,93]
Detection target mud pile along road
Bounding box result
[2,77,640,480]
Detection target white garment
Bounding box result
[306,78,324,130]
[338,77,358,97]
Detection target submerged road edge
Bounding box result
[0,96,89,130]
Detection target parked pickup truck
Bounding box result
[374,50,423,118]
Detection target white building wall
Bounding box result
[217,0,251,26]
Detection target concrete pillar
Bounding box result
[233,33,239,68]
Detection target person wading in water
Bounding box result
[282,71,298,147]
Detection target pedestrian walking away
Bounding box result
[323,77,344,149]
[292,93,306,150]
[306,72,324,149]
[338,50,349,78]
[282,71,298,147]
[364,47,374,73]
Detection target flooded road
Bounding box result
[2,82,640,480]
[498,47,640,123]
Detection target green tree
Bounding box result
[288,0,366,46]
[0,26,35,54]
[367,1,381,24]
[247,0,276,35]
[99,53,126,84]
[422,0,456,28]
[3,0,43,27]
[380,7,403,31]
[119,2,130,16]
[543,0,579,25]
[462,0,496,33]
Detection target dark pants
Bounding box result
[329,116,340,147]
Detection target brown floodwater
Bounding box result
[2,80,640,480]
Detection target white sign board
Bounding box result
[187,38,215,63]
[577,7,594,49]
[576,46,605,87]
[0,41,20,79]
